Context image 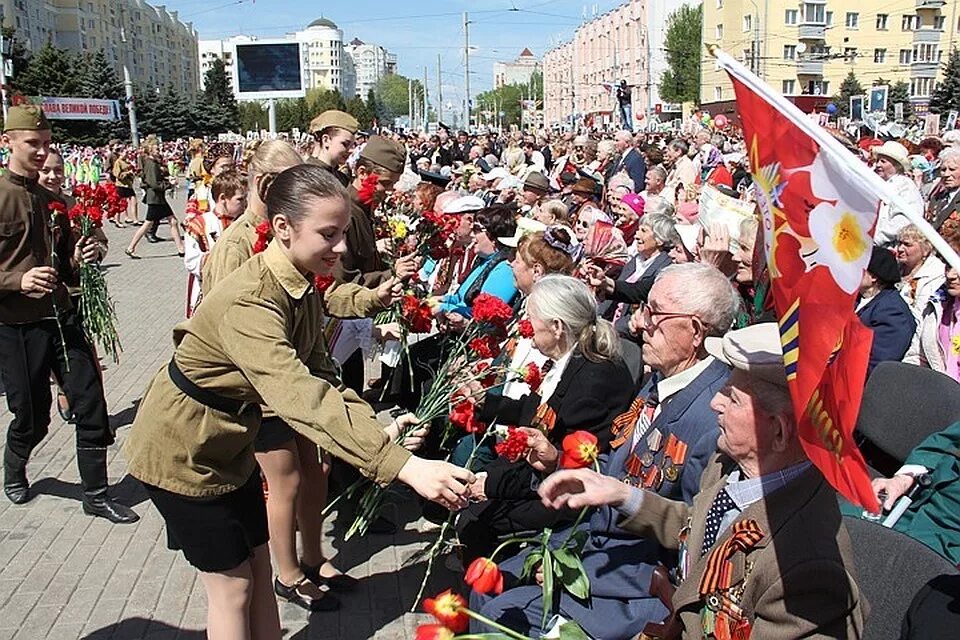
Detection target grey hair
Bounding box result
[644,195,675,217]
[527,274,621,363]
[640,212,681,249]
[668,139,689,156]
[655,262,741,336]
[647,165,667,182]
[940,147,960,165]
[608,173,635,192]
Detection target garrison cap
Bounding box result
[309,110,359,135]
[4,105,50,132]
[360,135,406,174]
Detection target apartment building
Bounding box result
[701,0,958,114]
[0,0,199,94]
[493,48,541,89]
[345,38,396,99]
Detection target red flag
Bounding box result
[715,50,880,511]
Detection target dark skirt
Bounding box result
[144,470,269,572]
[253,416,296,452]
[116,186,135,198]
[145,201,174,222]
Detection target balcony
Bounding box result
[913,28,943,43]
[798,24,826,40]
[911,61,940,77]
[916,0,946,7]
[797,59,824,75]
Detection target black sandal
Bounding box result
[274,576,340,612]
[301,562,360,591]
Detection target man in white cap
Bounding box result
[873,141,924,247]
[537,323,866,640]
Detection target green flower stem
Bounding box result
[559,461,599,548]
[48,220,70,372]
[461,607,530,640]
[489,536,541,563]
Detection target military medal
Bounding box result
[663,460,680,482]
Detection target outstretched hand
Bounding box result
[398,457,475,511]
[538,468,630,511]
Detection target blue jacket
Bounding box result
[437,252,517,317]
[615,147,647,191]
[857,287,916,373]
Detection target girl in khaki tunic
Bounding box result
[125,164,474,640]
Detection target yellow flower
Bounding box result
[951,334,960,356]
[831,212,868,263]
[389,218,408,240]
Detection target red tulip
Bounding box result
[560,430,599,469]
[464,557,504,595]
[423,589,469,633]
[415,625,455,640]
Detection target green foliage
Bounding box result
[661,3,702,104]
[366,87,382,123]
[930,47,960,114]
[346,96,374,129]
[882,80,914,121]
[831,71,865,117]
[373,74,426,121]
[200,58,240,133]
[475,71,543,129]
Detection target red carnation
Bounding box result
[449,399,485,434]
[48,201,66,215]
[494,427,529,463]
[473,361,497,387]
[314,275,334,293]
[356,173,381,207]
[401,294,434,333]
[471,293,513,331]
[414,625,454,640]
[468,335,499,359]
[422,590,469,633]
[522,362,545,392]
[252,220,271,254]
[464,557,505,595]
[517,318,534,338]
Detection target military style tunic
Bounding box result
[125,241,410,497]
[337,185,390,287]
[0,171,77,324]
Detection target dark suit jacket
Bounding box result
[479,350,634,501]
[929,186,960,231]
[621,454,867,640]
[602,251,674,337]
[857,288,917,373]
[616,147,647,191]
[141,156,168,206]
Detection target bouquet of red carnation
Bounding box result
[67,183,126,360]
[413,209,459,260]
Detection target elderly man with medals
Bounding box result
[539,323,867,640]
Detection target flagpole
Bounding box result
[708,44,960,274]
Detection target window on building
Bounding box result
[845,12,859,29]
[844,47,857,62]
[934,15,946,30]
[802,3,825,24]
[782,80,797,94]
[898,49,911,64]
[715,86,723,101]
[826,11,833,26]
[784,45,797,60]
[744,14,753,32]
[876,14,888,30]
[716,0,723,8]
[915,43,939,62]
[716,24,724,39]
[911,77,934,97]
[806,80,829,95]
[874,48,886,63]
[785,9,798,25]
[902,15,919,31]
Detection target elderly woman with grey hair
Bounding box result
[583,213,680,335]
[455,275,634,562]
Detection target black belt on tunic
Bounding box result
[167,358,253,416]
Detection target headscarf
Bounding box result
[582,220,629,278]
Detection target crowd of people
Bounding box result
[2,99,960,640]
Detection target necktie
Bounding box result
[541,359,555,377]
[701,487,738,555]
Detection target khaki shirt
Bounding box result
[306,156,350,187]
[337,185,391,287]
[0,171,77,324]
[124,241,411,497]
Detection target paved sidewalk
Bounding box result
[0,191,456,639]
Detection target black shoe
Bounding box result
[145,234,161,243]
[82,494,139,524]
[3,450,31,504]
[274,577,341,612]
[301,562,360,591]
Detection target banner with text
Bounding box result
[38,97,120,121]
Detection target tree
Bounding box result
[12,42,73,98]
[346,96,373,129]
[660,3,702,104]
[831,71,864,118]
[201,58,240,133]
[366,87,382,124]
[305,88,346,116]
[930,47,960,114]
[374,74,424,120]
[238,101,267,132]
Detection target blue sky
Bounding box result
[165,0,624,104]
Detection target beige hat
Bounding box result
[872,141,912,173]
[705,323,788,388]
[359,135,406,174]
[309,110,359,134]
[4,105,50,132]
[499,217,547,247]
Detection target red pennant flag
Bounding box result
[713,48,880,511]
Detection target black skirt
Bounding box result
[116,186,135,198]
[145,201,174,222]
[253,416,296,452]
[143,471,268,572]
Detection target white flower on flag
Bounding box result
[803,151,877,294]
